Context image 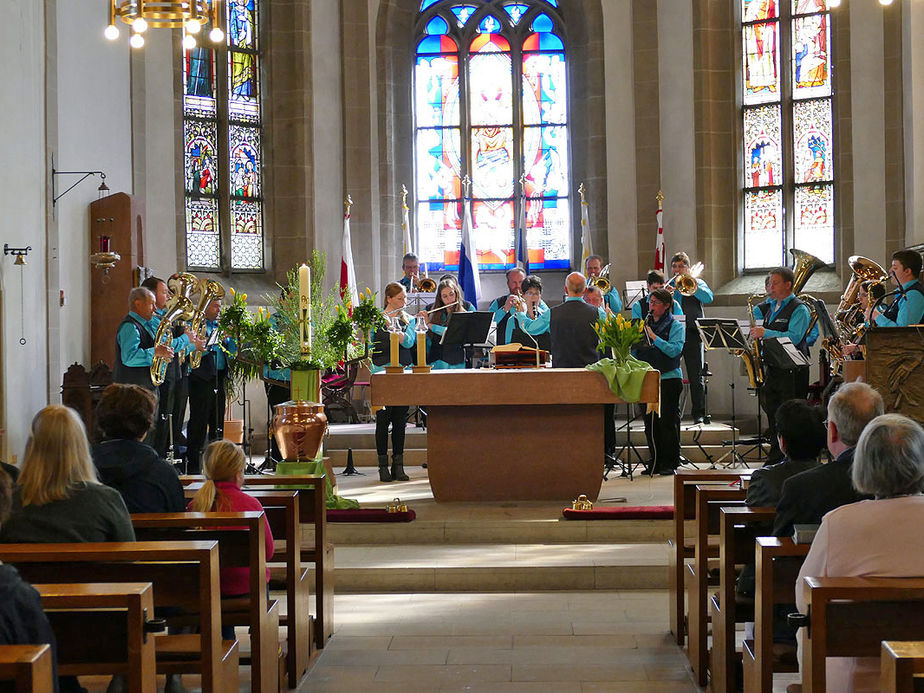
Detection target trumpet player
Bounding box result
[584,255,623,313]
[488,267,547,345]
[631,288,685,475]
[114,287,174,394]
[867,249,924,327]
[667,252,714,424]
[507,275,551,351]
[631,270,683,320]
[750,267,812,465]
[398,253,419,292]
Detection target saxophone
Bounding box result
[736,294,765,388]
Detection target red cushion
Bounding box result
[561,505,674,520]
[327,508,416,522]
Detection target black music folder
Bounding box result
[441,310,494,348]
[761,337,811,369]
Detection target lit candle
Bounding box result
[389,330,400,367]
[99,236,110,252]
[298,263,311,355]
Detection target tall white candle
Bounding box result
[298,264,311,355]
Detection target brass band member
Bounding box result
[750,267,812,465]
[632,288,686,475]
[584,254,623,313]
[867,249,924,327]
[508,274,550,351]
[424,279,468,369]
[398,252,419,292]
[667,252,714,424]
[488,267,549,345]
[114,287,173,392]
[631,270,682,320]
[582,284,604,308]
[370,282,422,482]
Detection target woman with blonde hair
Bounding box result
[424,278,469,369]
[0,405,135,544]
[188,440,274,604]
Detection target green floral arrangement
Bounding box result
[593,312,645,364]
[218,287,285,388]
[352,288,387,339]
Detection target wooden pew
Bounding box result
[882,641,924,693]
[0,645,53,693]
[685,484,747,687]
[709,505,776,693]
[247,490,313,688]
[37,582,160,693]
[0,541,238,693]
[742,537,809,693]
[131,512,280,693]
[670,469,750,646]
[183,473,333,649]
[794,576,924,693]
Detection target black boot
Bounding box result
[391,454,409,481]
[378,454,393,483]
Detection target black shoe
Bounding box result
[657,468,676,476]
[693,416,705,425]
[702,414,712,424]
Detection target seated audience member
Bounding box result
[746,399,826,508]
[772,381,883,538]
[0,405,135,544]
[92,384,186,513]
[795,413,924,693]
[0,469,61,693]
[188,440,274,639]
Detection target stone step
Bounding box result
[313,543,670,593]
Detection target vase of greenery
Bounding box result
[586,312,653,402]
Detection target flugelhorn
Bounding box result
[188,278,226,370]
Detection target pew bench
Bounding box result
[182,473,333,649]
[882,641,924,693]
[0,645,53,693]
[670,469,750,646]
[37,582,161,693]
[0,541,238,693]
[793,576,924,693]
[742,537,809,693]
[685,484,747,687]
[709,505,776,693]
[131,512,281,693]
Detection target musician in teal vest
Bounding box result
[631,270,683,321]
[632,288,685,475]
[584,254,623,313]
[114,286,173,392]
[869,249,924,327]
[505,274,550,351]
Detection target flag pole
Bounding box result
[654,189,665,271]
[401,184,412,258]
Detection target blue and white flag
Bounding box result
[515,176,529,274]
[458,181,481,307]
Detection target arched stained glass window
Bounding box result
[741,0,834,269]
[414,0,570,272]
[182,0,265,271]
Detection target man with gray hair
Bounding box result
[772,381,885,537]
[113,286,173,392]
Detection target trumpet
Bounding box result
[671,262,705,296]
[587,264,611,293]
[511,291,527,313]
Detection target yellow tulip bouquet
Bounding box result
[587,311,653,401]
[593,312,644,364]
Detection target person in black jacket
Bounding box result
[92,384,186,514]
[772,381,884,537]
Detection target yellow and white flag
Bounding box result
[580,183,593,270]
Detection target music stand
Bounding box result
[624,280,648,311]
[606,403,648,481]
[442,311,493,368]
[696,318,752,468]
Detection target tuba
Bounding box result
[588,264,611,293]
[672,262,705,297]
[188,278,226,370]
[791,248,828,338]
[150,293,195,387]
[834,255,888,334]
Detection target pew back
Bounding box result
[0,645,53,693]
[882,641,924,693]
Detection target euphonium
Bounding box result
[188,278,226,370]
[588,264,611,293]
[834,255,888,334]
[166,272,198,356]
[150,293,195,386]
[672,262,705,297]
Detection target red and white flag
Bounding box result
[340,199,359,307]
[654,191,665,271]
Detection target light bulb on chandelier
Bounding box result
[132,17,148,33]
[104,24,120,40]
[186,18,202,34]
[182,33,197,50]
[129,32,145,48]
[879,0,894,4]
[209,26,225,43]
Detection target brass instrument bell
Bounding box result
[415,276,437,293]
[588,264,611,293]
[672,261,705,296]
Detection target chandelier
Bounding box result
[104,1,225,49]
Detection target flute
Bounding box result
[425,300,461,314]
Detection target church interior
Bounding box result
[2,0,924,691]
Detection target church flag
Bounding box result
[401,184,413,256]
[340,196,359,307]
[654,190,665,271]
[579,183,593,271]
[515,176,529,274]
[458,177,481,307]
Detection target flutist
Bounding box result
[423,278,468,369]
[631,288,685,475]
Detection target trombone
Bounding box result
[670,262,705,297]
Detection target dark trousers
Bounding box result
[604,403,616,454]
[375,406,410,456]
[760,365,810,465]
[186,372,227,474]
[682,336,706,419]
[153,377,177,456]
[173,371,189,447]
[265,382,290,462]
[644,378,683,472]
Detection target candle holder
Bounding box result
[412,317,431,373]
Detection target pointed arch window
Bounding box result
[740,0,835,270]
[414,0,570,271]
[182,0,265,272]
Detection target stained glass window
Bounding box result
[741,0,834,268]
[183,0,265,271]
[414,0,570,272]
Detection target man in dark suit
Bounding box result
[772,381,884,537]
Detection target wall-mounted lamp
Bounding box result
[3,244,31,266]
[51,154,109,207]
[90,218,121,278]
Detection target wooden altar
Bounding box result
[865,326,924,422]
[371,368,661,502]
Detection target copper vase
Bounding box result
[272,401,328,461]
